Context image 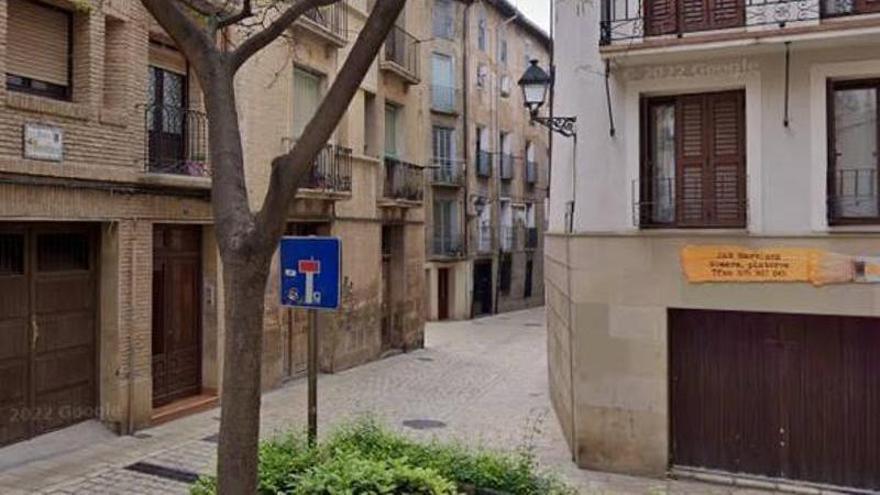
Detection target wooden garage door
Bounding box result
[670,309,880,491]
[0,224,97,447]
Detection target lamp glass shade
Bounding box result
[522,82,548,108]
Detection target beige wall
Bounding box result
[546,232,880,475]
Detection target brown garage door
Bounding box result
[670,309,880,491]
[0,224,97,447]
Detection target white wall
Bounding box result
[552,0,880,236]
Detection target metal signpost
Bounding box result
[280,236,341,445]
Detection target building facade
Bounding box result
[423,0,551,321]
[0,0,426,448]
[548,0,880,492]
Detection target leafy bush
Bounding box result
[191,418,575,495]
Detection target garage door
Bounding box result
[670,309,880,491]
[0,224,97,447]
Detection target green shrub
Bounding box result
[192,418,575,495]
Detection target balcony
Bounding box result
[475,224,494,254]
[500,225,522,252]
[632,177,747,228]
[525,161,538,186]
[600,0,880,46]
[430,158,466,187]
[383,157,424,203]
[431,85,462,115]
[500,153,515,181]
[299,143,353,196]
[828,168,880,225]
[145,104,209,177]
[476,150,493,178]
[296,1,347,48]
[525,227,539,250]
[432,233,465,258]
[381,25,420,84]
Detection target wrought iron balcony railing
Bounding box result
[475,224,494,253]
[431,85,462,114]
[500,153,515,181]
[432,233,464,257]
[383,25,420,81]
[600,0,879,45]
[525,227,539,250]
[476,150,493,178]
[525,161,538,185]
[145,104,209,177]
[301,1,347,42]
[301,143,353,194]
[632,177,747,228]
[500,225,522,252]
[828,168,880,224]
[430,158,466,186]
[384,157,424,202]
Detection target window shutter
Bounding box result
[645,0,678,36]
[7,0,70,87]
[680,0,710,32]
[293,68,322,138]
[710,0,745,29]
[707,91,746,226]
[676,95,708,226]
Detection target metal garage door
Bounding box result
[670,309,880,491]
[0,224,97,447]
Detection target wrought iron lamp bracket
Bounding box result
[530,115,577,138]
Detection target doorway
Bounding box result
[437,267,450,320]
[151,225,202,408]
[472,260,493,317]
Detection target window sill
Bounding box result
[6,92,90,121]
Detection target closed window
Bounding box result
[431,53,455,111]
[828,79,880,224]
[477,15,487,51]
[432,126,456,168]
[500,38,508,65]
[385,104,402,157]
[433,199,460,254]
[645,0,744,36]
[640,91,746,228]
[5,0,73,100]
[293,67,324,138]
[433,0,454,39]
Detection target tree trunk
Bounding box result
[216,254,271,495]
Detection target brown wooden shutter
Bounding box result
[856,0,880,12]
[676,95,708,226]
[6,0,70,87]
[645,0,678,36]
[680,0,710,32]
[710,0,745,28]
[707,91,746,227]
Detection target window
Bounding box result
[500,38,508,65]
[640,91,746,228]
[432,126,456,169]
[385,104,402,157]
[829,79,880,224]
[476,125,491,177]
[645,0,744,37]
[476,64,488,89]
[499,132,513,180]
[363,92,379,157]
[478,15,487,51]
[500,75,511,97]
[433,0,454,39]
[6,0,73,100]
[293,67,324,138]
[433,199,460,254]
[431,53,455,112]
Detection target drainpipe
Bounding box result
[492,8,519,315]
[462,1,471,259]
[126,220,137,435]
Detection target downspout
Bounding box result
[493,8,519,315]
[462,2,471,259]
[126,221,136,435]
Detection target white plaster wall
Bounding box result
[552,0,880,235]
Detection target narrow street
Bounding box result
[0,308,756,494]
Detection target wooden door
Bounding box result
[152,225,202,408]
[0,224,97,447]
[437,268,450,320]
[670,309,880,491]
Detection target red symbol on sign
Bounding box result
[299,259,321,274]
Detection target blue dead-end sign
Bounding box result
[280,236,341,310]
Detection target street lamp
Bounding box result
[517,60,576,138]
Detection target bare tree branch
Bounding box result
[229,0,338,70]
[255,0,407,246]
[217,0,252,29]
[140,0,217,73]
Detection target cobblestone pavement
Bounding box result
[0,308,769,494]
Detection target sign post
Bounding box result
[280,237,341,446]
